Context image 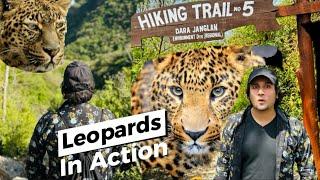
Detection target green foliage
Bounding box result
[91,68,132,118]
[91,50,132,89]
[0,61,66,158]
[0,100,36,157]
[231,68,251,113]
[113,166,142,180]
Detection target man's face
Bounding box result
[249,76,277,111]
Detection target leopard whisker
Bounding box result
[29,58,38,65]
[0,49,11,55]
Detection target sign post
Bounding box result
[131,0,279,46]
[295,0,320,175]
[302,21,320,120]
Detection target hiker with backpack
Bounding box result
[26,61,116,179]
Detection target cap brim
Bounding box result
[248,72,276,84]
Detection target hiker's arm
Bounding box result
[25,113,50,179]
[102,108,116,120]
[295,121,317,179]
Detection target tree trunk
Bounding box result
[296,0,320,176]
[2,65,9,122]
[302,21,320,126]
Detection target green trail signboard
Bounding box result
[131,0,279,46]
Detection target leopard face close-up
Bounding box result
[131,46,266,178]
[0,0,70,72]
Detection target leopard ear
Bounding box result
[153,56,171,72]
[55,0,71,15]
[225,46,266,71]
[153,51,183,72]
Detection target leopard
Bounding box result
[131,46,267,179]
[0,0,71,72]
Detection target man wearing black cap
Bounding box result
[215,67,316,179]
[26,61,115,179]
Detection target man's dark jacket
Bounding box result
[215,107,316,180]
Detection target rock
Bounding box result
[0,155,26,179]
[0,167,10,180]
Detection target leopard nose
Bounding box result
[43,47,60,58]
[184,128,207,141]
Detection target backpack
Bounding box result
[58,109,106,180]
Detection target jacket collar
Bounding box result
[275,107,290,131]
[239,106,289,127]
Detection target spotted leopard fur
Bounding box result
[131,46,266,179]
[0,0,70,72]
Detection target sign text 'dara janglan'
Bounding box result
[131,0,279,46]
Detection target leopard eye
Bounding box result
[25,23,38,30]
[170,86,183,98]
[211,86,226,99]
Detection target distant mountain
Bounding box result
[65,0,141,88]
[66,0,104,44]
